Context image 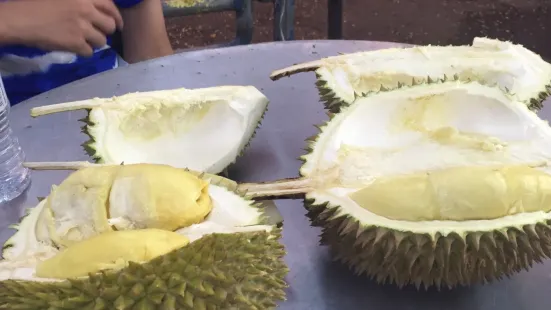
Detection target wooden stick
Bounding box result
[23,161,311,200]
[23,161,108,170]
[269,60,323,81]
[239,177,311,200]
[30,100,104,117]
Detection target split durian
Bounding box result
[0,163,288,309]
[23,37,551,291]
[270,37,551,113]
[239,78,551,289]
[29,85,270,174]
[24,78,551,289]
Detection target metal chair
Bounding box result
[256,0,295,41]
[164,0,297,43]
[162,0,254,47]
[327,0,342,39]
[323,1,551,61]
[112,0,298,57]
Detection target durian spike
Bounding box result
[30,99,104,117]
[270,60,323,81]
[23,161,312,200]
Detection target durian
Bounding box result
[29,85,270,174]
[262,78,551,289]
[0,163,288,309]
[36,79,549,290]
[270,37,551,113]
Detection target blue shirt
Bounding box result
[0,0,143,105]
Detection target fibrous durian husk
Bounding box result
[270,37,551,113]
[0,229,288,309]
[30,85,270,175]
[304,198,551,289]
[0,164,289,309]
[293,77,551,289]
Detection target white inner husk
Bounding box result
[87,86,268,174]
[301,80,551,235]
[0,183,271,282]
[317,37,551,104]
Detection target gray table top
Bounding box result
[2,39,551,310]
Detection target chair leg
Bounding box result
[327,0,343,39]
[234,0,254,45]
[273,0,295,41]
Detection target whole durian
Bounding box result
[270,37,551,113]
[28,85,270,174]
[0,163,288,309]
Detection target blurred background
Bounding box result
[164,0,551,60]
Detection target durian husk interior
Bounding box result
[270,37,551,113]
[29,85,270,175]
[0,163,288,309]
[273,78,551,289]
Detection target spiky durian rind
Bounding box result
[315,72,551,114]
[1,208,35,258]
[303,198,551,290]
[78,109,100,163]
[299,78,551,289]
[0,228,288,309]
[79,101,270,175]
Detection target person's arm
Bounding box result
[0,0,123,55]
[118,0,173,63]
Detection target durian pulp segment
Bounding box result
[86,86,269,174]
[107,164,213,231]
[301,80,551,236]
[0,180,270,282]
[35,228,191,279]
[316,37,551,105]
[30,164,214,250]
[348,165,551,221]
[2,165,265,261]
[40,165,120,248]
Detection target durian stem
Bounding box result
[23,161,111,170]
[238,178,312,200]
[24,161,312,200]
[30,100,104,117]
[270,60,322,81]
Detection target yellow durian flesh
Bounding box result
[35,228,190,279]
[349,165,551,222]
[108,163,212,231]
[38,165,121,248]
[35,163,213,248]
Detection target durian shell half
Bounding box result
[0,228,288,309]
[271,37,551,113]
[296,78,551,289]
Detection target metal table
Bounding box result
[3,40,551,310]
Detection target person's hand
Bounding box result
[0,0,124,56]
